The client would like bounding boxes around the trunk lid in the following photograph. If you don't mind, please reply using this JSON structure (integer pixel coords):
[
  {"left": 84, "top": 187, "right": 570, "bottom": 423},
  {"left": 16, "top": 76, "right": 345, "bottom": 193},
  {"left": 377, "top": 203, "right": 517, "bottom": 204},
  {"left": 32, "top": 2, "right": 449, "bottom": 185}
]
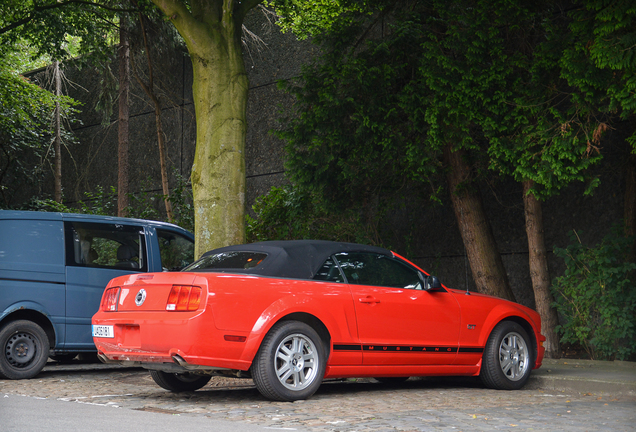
[{"left": 112, "top": 272, "right": 198, "bottom": 312}]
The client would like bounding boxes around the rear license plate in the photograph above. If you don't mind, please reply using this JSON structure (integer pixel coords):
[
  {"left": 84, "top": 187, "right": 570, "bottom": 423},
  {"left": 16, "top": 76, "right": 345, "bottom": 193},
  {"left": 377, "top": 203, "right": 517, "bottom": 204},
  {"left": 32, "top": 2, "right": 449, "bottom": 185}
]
[{"left": 92, "top": 325, "right": 114, "bottom": 338}]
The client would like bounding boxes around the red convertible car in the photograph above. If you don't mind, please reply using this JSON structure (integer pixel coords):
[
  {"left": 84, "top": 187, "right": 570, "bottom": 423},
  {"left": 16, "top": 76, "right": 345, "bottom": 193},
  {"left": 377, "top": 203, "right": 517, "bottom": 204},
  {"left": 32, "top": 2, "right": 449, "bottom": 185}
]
[{"left": 92, "top": 240, "right": 545, "bottom": 401}]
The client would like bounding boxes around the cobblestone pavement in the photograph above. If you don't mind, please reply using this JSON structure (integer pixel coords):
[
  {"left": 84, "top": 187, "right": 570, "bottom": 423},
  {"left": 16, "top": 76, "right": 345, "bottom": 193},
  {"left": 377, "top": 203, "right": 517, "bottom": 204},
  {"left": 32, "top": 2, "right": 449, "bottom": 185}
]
[{"left": 2, "top": 363, "right": 635, "bottom": 431}]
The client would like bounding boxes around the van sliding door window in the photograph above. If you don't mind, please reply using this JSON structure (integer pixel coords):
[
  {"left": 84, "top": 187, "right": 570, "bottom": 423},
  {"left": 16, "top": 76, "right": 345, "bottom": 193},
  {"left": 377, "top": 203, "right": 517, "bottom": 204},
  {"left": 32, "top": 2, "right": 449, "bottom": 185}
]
[{"left": 64, "top": 222, "right": 147, "bottom": 271}]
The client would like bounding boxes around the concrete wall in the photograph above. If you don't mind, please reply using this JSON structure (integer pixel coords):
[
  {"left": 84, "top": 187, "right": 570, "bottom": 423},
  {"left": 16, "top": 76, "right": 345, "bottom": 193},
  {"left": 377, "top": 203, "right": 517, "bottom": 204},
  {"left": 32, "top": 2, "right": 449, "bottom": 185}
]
[{"left": 25, "top": 8, "right": 315, "bottom": 208}]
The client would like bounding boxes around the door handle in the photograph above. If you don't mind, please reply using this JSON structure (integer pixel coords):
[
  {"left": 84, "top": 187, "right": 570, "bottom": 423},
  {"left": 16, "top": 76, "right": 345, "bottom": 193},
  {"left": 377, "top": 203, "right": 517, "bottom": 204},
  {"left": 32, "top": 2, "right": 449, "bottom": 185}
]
[{"left": 359, "top": 296, "right": 380, "bottom": 304}]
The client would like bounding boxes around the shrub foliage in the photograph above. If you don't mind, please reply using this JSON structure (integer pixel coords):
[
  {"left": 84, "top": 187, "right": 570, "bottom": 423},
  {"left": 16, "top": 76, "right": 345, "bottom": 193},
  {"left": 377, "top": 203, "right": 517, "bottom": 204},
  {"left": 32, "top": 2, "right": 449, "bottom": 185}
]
[{"left": 552, "top": 228, "right": 636, "bottom": 360}]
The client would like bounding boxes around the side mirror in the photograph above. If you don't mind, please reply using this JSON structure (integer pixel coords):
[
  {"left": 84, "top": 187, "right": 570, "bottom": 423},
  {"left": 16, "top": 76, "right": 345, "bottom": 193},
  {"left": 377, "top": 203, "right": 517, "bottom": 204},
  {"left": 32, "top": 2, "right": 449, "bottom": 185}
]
[{"left": 421, "top": 274, "right": 443, "bottom": 291}]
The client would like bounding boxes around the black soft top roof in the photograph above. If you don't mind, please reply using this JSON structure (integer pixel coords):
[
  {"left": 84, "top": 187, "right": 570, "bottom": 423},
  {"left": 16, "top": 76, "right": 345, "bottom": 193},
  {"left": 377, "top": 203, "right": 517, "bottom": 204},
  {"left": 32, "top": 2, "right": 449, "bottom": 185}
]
[{"left": 197, "top": 240, "right": 393, "bottom": 279}]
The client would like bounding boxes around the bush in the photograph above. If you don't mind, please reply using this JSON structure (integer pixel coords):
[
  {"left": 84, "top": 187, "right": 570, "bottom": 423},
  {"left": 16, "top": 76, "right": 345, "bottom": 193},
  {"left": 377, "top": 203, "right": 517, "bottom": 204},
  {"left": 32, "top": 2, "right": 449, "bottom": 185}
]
[
  {"left": 246, "top": 185, "right": 381, "bottom": 245},
  {"left": 23, "top": 170, "right": 194, "bottom": 233},
  {"left": 551, "top": 227, "right": 636, "bottom": 360},
  {"left": 27, "top": 185, "right": 117, "bottom": 216},
  {"left": 124, "top": 171, "right": 194, "bottom": 232}
]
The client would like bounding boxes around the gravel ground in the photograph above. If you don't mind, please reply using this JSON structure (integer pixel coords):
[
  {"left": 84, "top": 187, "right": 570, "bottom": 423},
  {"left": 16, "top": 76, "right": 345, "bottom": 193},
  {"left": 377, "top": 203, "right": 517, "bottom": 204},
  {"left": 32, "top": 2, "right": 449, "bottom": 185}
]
[{"left": 1, "top": 362, "right": 635, "bottom": 431}]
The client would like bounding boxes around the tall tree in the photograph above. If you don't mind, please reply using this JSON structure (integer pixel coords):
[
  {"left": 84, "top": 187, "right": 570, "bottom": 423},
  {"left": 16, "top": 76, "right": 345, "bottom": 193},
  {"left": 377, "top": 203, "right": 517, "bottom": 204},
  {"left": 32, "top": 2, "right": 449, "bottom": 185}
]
[
  {"left": 52, "top": 60, "right": 63, "bottom": 202},
  {"left": 130, "top": 10, "right": 174, "bottom": 220},
  {"left": 561, "top": 0, "right": 636, "bottom": 243},
  {"left": 522, "top": 180, "right": 559, "bottom": 357},
  {"left": 274, "top": 1, "right": 622, "bottom": 353},
  {"left": 0, "top": 67, "right": 75, "bottom": 207},
  {"left": 277, "top": 1, "right": 521, "bottom": 300},
  {"left": 412, "top": 1, "right": 534, "bottom": 302},
  {"left": 0, "top": 1, "right": 124, "bottom": 63},
  {"left": 118, "top": 13, "right": 131, "bottom": 217},
  {"left": 149, "top": 0, "right": 267, "bottom": 257},
  {"left": 485, "top": 1, "right": 636, "bottom": 357},
  {"left": 1, "top": 1, "right": 186, "bottom": 219},
  {"left": 443, "top": 144, "right": 513, "bottom": 301},
  {"left": 0, "top": 25, "right": 81, "bottom": 207},
  {"left": 0, "top": 0, "right": 130, "bottom": 207},
  {"left": 3, "top": 0, "right": 312, "bottom": 255}
]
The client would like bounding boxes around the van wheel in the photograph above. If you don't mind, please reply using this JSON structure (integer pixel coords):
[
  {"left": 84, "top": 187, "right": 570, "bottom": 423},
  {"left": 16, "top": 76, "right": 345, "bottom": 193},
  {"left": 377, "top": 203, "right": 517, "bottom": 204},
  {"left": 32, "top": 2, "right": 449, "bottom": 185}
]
[{"left": 0, "top": 320, "right": 50, "bottom": 380}]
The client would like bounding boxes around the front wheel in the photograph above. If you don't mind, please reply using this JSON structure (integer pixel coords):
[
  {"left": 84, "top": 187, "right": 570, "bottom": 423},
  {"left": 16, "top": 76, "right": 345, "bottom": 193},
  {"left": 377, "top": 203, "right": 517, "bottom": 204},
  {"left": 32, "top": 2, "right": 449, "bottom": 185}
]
[
  {"left": 149, "top": 371, "right": 211, "bottom": 392},
  {"left": 251, "top": 321, "right": 326, "bottom": 401},
  {"left": 480, "top": 321, "right": 534, "bottom": 390},
  {"left": 0, "top": 320, "right": 50, "bottom": 380}
]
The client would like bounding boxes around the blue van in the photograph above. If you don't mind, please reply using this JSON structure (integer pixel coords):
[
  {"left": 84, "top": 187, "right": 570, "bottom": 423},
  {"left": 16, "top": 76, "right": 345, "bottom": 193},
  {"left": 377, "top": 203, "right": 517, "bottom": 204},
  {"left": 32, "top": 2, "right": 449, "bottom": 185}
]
[{"left": 0, "top": 210, "right": 194, "bottom": 379}]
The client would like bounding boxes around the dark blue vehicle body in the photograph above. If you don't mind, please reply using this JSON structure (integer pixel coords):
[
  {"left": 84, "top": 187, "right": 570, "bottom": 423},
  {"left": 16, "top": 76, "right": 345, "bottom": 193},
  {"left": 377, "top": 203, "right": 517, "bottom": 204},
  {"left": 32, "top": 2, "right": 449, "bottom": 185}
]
[{"left": 0, "top": 210, "right": 194, "bottom": 378}]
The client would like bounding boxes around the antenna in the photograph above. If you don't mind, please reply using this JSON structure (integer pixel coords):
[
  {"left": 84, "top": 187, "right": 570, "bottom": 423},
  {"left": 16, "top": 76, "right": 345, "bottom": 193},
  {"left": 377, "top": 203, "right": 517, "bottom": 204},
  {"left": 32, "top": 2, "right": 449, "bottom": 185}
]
[{"left": 464, "top": 253, "right": 470, "bottom": 295}]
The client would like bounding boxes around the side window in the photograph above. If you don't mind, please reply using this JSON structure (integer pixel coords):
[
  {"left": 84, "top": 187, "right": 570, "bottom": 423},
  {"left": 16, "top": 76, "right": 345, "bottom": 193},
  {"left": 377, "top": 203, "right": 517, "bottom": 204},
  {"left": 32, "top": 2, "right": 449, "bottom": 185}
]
[
  {"left": 334, "top": 252, "right": 422, "bottom": 289},
  {"left": 157, "top": 229, "right": 194, "bottom": 271},
  {"left": 313, "top": 257, "right": 344, "bottom": 282},
  {"left": 64, "top": 222, "right": 147, "bottom": 271}
]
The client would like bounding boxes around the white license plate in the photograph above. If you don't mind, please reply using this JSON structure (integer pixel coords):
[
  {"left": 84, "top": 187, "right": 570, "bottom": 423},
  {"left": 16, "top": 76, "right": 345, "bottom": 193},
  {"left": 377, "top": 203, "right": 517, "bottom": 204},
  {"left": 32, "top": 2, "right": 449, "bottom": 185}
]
[{"left": 92, "top": 325, "right": 114, "bottom": 338}]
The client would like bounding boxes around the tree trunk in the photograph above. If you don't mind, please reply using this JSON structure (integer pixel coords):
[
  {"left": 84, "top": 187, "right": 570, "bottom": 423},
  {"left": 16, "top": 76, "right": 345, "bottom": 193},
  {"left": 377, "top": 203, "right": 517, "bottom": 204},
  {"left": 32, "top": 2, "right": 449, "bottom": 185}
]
[
  {"left": 522, "top": 179, "right": 560, "bottom": 358},
  {"left": 53, "top": 61, "right": 62, "bottom": 203},
  {"left": 151, "top": 0, "right": 254, "bottom": 258},
  {"left": 443, "top": 142, "right": 515, "bottom": 301},
  {"left": 133, "top": 12, "right": 173, "bottom": 221},
  {"left": 189, "top": 36, "right": 247, "bottom": 257},
  {"left": 152, "top": 99, "right": 173, "bottom": 221},
  {"left": 117, "top": 17, "right": 130, "bottom": 217}
]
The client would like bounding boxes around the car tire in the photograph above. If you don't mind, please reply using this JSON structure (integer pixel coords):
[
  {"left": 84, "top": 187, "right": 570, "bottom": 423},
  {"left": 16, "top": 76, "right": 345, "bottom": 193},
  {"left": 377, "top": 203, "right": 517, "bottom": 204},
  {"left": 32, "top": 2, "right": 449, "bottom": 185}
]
[
  {"left": 149, "top": 371, "right": 211, "bottom": 392},
  {"left": 374, "top": 377, "right": 410, "bottom": 385},
  {"left": 0, "top": 320, "right": 50, "bottom": 380},
  {"left": 480, "top": 320, "right": 534, "bottom": 390},
  {"left": 251, "top": 321, "right": 326, "bottom": 401}
]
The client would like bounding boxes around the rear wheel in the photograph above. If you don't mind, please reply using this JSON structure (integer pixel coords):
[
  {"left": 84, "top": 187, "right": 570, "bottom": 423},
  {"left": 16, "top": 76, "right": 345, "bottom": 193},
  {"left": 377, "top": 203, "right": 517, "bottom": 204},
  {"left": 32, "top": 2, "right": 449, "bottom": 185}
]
[
  {"left": 480, "top": 321, "right": 533, "bottom": 390},
  {"left": 149, "top": 371, "right": 211, "bottom": 392},
  {"left": 0, "top": 320, "right": 50, "bottom": 380},
  {"left": 251, "top": 321, "right": 326, "bottom": 401}
]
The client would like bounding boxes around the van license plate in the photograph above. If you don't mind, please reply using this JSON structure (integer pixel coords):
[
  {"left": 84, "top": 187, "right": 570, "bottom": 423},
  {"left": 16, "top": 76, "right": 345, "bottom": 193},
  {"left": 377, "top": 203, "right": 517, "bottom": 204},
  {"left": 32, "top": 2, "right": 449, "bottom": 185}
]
[{"left": 92, "top": 325, "right": 114, "bottom": 338}]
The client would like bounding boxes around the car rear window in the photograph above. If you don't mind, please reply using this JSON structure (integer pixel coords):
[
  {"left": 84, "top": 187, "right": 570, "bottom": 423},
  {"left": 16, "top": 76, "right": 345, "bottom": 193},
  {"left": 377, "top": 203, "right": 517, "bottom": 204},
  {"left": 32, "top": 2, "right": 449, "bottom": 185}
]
[{"left": 184, "top": 251, "right": 268, "bottom": 271}]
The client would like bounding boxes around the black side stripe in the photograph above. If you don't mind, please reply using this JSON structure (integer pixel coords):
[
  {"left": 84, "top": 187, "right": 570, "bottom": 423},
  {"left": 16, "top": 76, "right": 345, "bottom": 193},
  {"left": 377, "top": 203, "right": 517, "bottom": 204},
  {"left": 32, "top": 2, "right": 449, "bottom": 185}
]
[
  {"left": 458, "top": 347, "right": 484, "bottom": 353},
  {"left": 333, "top": 344, "right": 362, "bottom": 351},
  {"left": 333, "top": 344, "right": 484, "bottom": 353}
]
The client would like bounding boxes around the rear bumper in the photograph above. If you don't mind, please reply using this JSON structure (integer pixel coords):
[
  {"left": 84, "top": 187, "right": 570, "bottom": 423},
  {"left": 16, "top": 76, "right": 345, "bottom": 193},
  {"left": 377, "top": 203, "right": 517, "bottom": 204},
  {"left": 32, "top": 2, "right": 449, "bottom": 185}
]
[
  {"left": 95, "top": 339, "right": 252, "bottom": 371},
  {"left": 92, "top": 310, "right": 253, "bottom": 371}
]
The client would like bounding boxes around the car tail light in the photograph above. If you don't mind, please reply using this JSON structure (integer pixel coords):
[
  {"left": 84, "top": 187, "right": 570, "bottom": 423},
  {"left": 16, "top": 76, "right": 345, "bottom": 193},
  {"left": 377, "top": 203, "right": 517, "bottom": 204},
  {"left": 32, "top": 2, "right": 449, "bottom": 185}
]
[
  {"left": 101, "top": 287, "right": 121, "bottom": 311},
  {"left": 166, "top": 285, "right": 202, "bottom": 311}
]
